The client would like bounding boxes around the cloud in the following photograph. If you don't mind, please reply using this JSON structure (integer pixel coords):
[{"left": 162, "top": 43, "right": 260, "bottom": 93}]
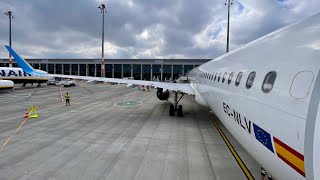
[{"left": 0, "top": 0, "right": 319, "bottom": 59}]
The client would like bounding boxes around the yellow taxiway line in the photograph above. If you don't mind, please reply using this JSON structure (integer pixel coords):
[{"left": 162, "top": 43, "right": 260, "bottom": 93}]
[
  {"left": 0, "top": 117, "right": 29, "bottom": 150},
  {"left": 207, "top": 110, "right": 255, "bottom": 180}
]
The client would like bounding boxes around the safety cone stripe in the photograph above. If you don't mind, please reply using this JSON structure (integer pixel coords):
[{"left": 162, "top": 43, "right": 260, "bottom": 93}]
[
  {"left": 24, "top": 110, "right": 29, "bottom": 118},
  {"left": 59, "top": 87, "right": 64, "bottom": 102}
]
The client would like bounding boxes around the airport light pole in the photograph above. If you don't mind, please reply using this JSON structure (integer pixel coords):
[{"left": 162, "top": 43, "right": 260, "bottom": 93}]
[
  {"left": 98, "top": 3, "right": 107, "bottom": 77},
  {"left": 225, "top": 0, "right": 233, "bottom": 53},
  {"left": 4, "top": 10, "right": 13, "bottom": 67}
]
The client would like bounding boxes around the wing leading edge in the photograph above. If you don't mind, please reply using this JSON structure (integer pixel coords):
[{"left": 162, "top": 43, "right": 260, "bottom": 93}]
[{"left": 5, "top": 45, "right": 195, "bottom": 95}]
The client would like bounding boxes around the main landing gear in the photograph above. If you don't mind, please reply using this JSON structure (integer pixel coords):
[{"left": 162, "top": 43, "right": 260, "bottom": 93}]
[{"left": 169, "top": 91, "right": 185, "bottom": 117}]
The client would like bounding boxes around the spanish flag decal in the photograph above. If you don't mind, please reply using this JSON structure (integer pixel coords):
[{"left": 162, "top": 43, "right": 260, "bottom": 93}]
[{"left": 273, "top": 137, "right": 305, "bottom": 177}]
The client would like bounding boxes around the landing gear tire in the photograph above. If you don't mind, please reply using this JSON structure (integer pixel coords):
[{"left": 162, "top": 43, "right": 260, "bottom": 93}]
[
  {"left": 169, "top": 104, "right": 175, "bottom": 116},
  {"left": 177, "top": 105, "right": 183, "bottom": 117}
]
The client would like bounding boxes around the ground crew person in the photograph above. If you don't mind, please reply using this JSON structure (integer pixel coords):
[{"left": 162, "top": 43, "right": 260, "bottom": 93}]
[{"left": 64, "top": 92, "right": 71, "bottom": 106}]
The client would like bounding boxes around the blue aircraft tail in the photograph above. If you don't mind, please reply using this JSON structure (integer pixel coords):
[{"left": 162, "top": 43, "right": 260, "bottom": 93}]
[{"left": 5, "top": 45, "right": 45, "bottom": 75}]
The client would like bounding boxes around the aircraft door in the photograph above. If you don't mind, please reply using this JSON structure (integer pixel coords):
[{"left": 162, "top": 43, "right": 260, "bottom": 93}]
[
  {"left": 305, "top": 70, "right": 320, "bottom": 180},
  {"left": 313, "top": 107, "right": 320, "bottom": 179}
]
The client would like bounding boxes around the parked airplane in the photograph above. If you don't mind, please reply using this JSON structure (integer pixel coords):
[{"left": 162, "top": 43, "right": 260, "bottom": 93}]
[
  {"left": 5, "top": 11, "right": 320, "bottom": 180},
  {"left": 0, "top": 67, "right": 48, "bottom": 87}
]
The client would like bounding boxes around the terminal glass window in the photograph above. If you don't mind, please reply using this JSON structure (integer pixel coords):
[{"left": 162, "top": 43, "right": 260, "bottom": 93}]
[
  {"left": 105, "top": 64, "right": 113, "bottom": 78},
  {"left": 79, "top": 64, "right": 86, "bottom": 76},
  {"left": 246, "top": 71, "right": 256, "bottom": 89},
  {"left": 12, "top": 63, "right": 18, "bottom": 67},
  {"left": 123, "top": 64, "right": 131, "bottom": 78},
  {"left": 173, "top": 65, "right": 182, "bottom": 81},
  {"left": 184, "top": 65, "right": 193, "bottom": 75},
  {"left": 152, "top": 64, "right": 161, "bottom": 81},
  {"left": 0, "top": 63, "right": 4, "bottom": 67},
  {"left": 163, "top": 65, "right": 172, "bottom": 81},
  {"left": 40, "top": 64, "right": 47, "bottom": 71},
  {"left": 88, "top": 64, "right": 95, "bottom": 77},
  {"left": 48, "top": 64, "right": 55, "bottom": 74},
  {"left": 133, "top": 64, "right": 141, "bottom": 80},
  {"left": 142, "top": 64, "right": 151, "bottom": 80},
  {"left": 222, "top": 72, "right": 227, "bottom": 83},
  {"left": 262, "top": 71, "right": 276, "bottom": 93},
  {"left": 235, "top": 72, "right": 243, "bottom": 86},
  {"left": 228, "top": 72, "right": 234, "bottom": 84},
  {"left": 114, "top": 64, "right": 122, "bottom": 78},
  {"left": 96, "top": 64, "right": 101, "bottom": 77},
  {"left": 71, "top": 64, "right": 78, "bottom": 75},
  {"left": 33, "top": 63, "right": 40, "bottom": 69},
  {"left": 55, "top": 64, "right": 62, "bottom": 74},
  {"left": 63, "top": 64, "right": 70, "bottom": 75}
]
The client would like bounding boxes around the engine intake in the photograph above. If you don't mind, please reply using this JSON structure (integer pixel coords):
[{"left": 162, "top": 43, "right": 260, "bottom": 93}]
[{"left": 157, "top": 88, "right": 170, "bottom": 100}]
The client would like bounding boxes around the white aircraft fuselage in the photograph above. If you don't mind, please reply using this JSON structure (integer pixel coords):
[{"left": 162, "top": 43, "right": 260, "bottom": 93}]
[
  {"left": 0, "top": 67, "right": 48, "bottom": 86},
  {"left": 188, "top": 12, "right": 320, "bottom": 180}
]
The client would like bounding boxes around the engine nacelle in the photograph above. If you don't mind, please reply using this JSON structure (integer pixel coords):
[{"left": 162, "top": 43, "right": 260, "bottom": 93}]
[{"left": 157, "top": 88, "right": 170, "bottom": 100}]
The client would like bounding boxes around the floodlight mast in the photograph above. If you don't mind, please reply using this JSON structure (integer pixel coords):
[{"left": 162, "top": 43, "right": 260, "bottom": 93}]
[
  {"left": 225, "top": 0, "right": 233, "bottom": 53},
  {"left": 98, "top": 3, "right": 107, "bottom": 77},
  {"left": 4, "top": 10, "right": 14, "bottom": 67}
]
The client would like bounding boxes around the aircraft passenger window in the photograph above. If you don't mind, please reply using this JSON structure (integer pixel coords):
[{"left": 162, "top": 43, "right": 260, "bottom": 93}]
[
  {"left": 222, "top": 72, "right": 227, "bottom": 83},
  {"left": 211, "top": 74, "right": 214, "bottom": 80},
  {"left": 246, "top": 71, "right": 256, "bottom": 89},
  {"left": 218, "top": 72, "right": 222, "bottom": 82},
  {"left": 262, "top": 71, "right": 276, "bottom": 93},
  {"left": 235, "top": 72, "right": 243, "bottom": 86},
  {"left": 214, "top": 73, "right": 217, "bottom": 81},
  {"left": 228, "top": 72, "right": 234, "bottom": 84}
]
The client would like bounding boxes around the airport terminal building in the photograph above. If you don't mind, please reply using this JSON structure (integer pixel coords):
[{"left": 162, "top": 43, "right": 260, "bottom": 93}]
[{"left": 0, "top": 58, "right": 210, "bottom": 81}]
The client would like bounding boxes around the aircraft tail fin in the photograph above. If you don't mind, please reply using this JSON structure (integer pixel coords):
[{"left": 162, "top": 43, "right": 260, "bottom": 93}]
[{"left": 4, "top": 45, "right": 45, "bottom": 75}]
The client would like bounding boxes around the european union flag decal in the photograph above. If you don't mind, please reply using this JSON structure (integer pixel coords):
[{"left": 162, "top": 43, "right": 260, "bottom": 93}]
[{"left": 253, "top": 123, "right": 274, "bottom": 153}]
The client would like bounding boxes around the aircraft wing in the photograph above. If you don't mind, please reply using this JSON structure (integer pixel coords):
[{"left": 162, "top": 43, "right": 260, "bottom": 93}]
[
  {"left": 47, "top": 74, "right": 194, "bottom": 94},
  {"left": 5, "top": 45, "right": 195, "bottom": 95}
]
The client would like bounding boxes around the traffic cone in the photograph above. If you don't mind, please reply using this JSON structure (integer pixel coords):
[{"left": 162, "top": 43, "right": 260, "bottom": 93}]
[
  {"left": 29, "top": 106, "right": 39, "bottom": 118},
  {"left": 24, "top": 110, "right": 29, "bottom": 119}
]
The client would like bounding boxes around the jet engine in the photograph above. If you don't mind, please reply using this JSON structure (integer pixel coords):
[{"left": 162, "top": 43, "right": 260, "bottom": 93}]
[{"left": 157, "top": 88, "right": 170, "bottom": 100}]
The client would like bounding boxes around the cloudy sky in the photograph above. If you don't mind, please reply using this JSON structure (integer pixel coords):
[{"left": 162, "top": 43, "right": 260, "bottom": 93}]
[{"left": 0, "top": 0, "right": 319, "bottom": 59}]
